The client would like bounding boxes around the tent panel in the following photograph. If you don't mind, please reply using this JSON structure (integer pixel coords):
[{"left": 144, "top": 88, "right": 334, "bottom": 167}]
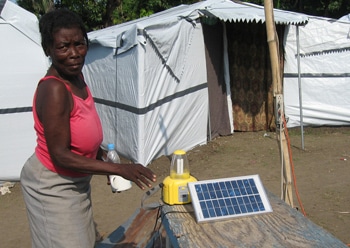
[
  {"left": 284, "top": 78, "right": 350, "bottom": 127},
  {"left": 143, "top": 90, "right": 208, "bottom": 164},
  {"left": 0, "top": 0, "right": 41, "bottom": 45},
  {"left": 284, "top": 16, "right": 350, "bottom": 128},
  {"left": 0, "top": 1, "right": 48, "bottom": 183},
  {"left": 0, "top": 112, "right": 36, "bottom": 181},
  {"left": 84, "top": 18, "right": 208, "bottom": 166},
  {"left": 294, "top": 17, "right": 350, "bottom": 56},
  {"left": 84, "top": 44, "right": 119, "bottom": 100},
  {"left": 84, "top": 42, "right": 142, "bottom": 161},
  {"left": 0, "top": 24, "right": 47, "bottom": 108},
  {"left": 199, "top": 0, "right": 308, "bottom": 25},
  {"left": 203, "top": 21, "right": 231, "bottom": 138},
  {"left": 142, "top": 22, "right": 208, "bottom": 164}
]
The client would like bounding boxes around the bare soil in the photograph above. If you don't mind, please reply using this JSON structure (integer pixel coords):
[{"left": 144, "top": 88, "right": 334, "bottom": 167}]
[{"left": 1, "top": 126, "right": 349, "bottom": 247}]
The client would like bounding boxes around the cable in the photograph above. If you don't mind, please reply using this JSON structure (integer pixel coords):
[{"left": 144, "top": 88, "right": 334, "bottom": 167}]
[
  {"left": 282, "top": 115, "right": 307, "bottom": 216},
  {"left": 151, "top": 206, "right": 163, "bottom": 248}
]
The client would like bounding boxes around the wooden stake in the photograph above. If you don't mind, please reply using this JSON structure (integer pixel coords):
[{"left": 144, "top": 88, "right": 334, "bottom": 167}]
[{"left": 264, "top": 0, "right": 293, "bottom": 207}]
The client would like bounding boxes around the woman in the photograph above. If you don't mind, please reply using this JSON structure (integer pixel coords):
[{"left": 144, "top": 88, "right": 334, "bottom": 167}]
[{"left": 20, "top": 9, "right": 156, "bottom": 248}]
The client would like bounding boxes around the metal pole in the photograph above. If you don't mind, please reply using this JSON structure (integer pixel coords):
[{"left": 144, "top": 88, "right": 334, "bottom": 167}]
[{"left": 296, "top": 25, "right": 305, "bottom": 150}]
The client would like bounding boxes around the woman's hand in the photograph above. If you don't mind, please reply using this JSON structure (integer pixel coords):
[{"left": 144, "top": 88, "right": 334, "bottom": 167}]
[{"left": 115, "top": 163, "right": 156, "bottom": 190}]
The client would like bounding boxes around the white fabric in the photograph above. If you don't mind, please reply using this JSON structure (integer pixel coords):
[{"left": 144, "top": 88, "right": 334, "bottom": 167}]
[
  {"left": 84, "top": 17, "right": 208, "bottom": 166},
  {"left": 0, "top": 0, "right": 49, "bottom": 183},
  {"left": 284, "top": 16, "right": 350, "bottom": 127},
  {"left": 199, "top": 0, "right": 308, "bottom": 25},
  {"left": 339, "top": 14, "right": 350, "bottom": 22},
  {"left": 0, "top": 0, "right": 41, "bottom": 45}
]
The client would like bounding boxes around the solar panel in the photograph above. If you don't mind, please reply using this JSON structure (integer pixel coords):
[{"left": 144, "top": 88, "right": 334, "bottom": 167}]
[{"left": 188, "top": 175, "right": 273, "bottom": 223}]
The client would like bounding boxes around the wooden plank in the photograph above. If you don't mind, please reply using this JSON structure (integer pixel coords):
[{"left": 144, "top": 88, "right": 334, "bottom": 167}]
[
  {"left": 161, "top": 191, "right": 347, "bottom": 247},
  {"left": 96, "top": 208, "right": 165, "bottom": 248}
]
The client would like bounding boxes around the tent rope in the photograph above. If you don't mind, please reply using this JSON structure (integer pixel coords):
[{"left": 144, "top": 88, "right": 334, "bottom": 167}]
[{"left": 283, "top": 115, "right": 306, "bottom": 216}]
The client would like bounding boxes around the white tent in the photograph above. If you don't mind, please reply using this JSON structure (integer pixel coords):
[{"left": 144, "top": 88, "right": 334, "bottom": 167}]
[
  {"left": 0, "top": 0, "right": 49, "bottom": 184},
  {"left": 83, "top": 4, "right": 209, "bottom": 166},
  {"left": 83, "top": 0, "right": 308, "bottom": 166},
  {"left": 284, "top": 15, "right": 350, "bottom": 128}
]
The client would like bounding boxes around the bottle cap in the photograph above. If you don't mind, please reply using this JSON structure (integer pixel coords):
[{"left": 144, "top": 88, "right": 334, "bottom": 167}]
[
  {"left": 107, "top": 143, "right": 115, "bottom": 150},
  {"left": 174, "top": 149, "right": 186, "bottom": 155}
]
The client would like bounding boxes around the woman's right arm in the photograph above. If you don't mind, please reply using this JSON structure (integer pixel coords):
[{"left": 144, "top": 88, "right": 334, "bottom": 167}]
[{"left": 35, "top": 78, "right": 156, "bottom": 189}]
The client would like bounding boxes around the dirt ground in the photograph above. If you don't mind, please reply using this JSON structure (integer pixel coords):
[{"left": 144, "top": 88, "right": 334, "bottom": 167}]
[{"left": 0, "top": 126, "right": 349, "bottom": 247}]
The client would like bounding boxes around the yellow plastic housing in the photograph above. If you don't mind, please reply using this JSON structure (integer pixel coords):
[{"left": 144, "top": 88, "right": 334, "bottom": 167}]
[{"left": 162, "top": 175, "right": 197, "bottom": 205}]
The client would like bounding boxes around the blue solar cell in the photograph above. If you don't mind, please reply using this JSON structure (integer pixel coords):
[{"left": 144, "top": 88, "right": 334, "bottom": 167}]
[
  {"left": 188, "top": 175, "right": 273, "bottom": 223},
  {"left": 246, "top": 203, "right": 253, "bottom": 213},
  {"left": 213, "top": 182, "right": 220, "bottom": 190},
  {"left": 233, "top": 205, "right": 241, "bottom": 214},
  {"left": 252, "top": 185, "right": 258, "bottom": 194},
  {"left": 222, "top": 188, "right": 229, "bottom": 197},
  {"left": 203, "top": 209, "right": 209, "bottom": 218},
  {"left": 228, "top": 206, "right": 234, "bottom": 215},
  {"left": 219, "top": 181, "right": 226, "bottom": 189},
  {"left": 216, "top": 190, "right": 223, "bottom": 198},
  {"left": 207, "top": 200, "right": 213, "bottom": 209},
  {"left": 246, "top": 186, "right": 253, "bottom": 195},
  {"left": 209, "top": 206, "right": 215, "bottom": 217},
  {"left": 214, "top": 207, "right": 222, "bottom": 216}
]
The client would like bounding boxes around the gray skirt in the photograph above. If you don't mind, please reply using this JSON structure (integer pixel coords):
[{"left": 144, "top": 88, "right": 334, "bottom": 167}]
[{"left": 20, "top": 153, "right": 96, "bottom": 248}]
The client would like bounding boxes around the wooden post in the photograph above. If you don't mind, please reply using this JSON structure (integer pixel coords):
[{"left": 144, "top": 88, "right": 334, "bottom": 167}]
[{"left": 263, "top": 0, "right": 293, "bottom": 206}]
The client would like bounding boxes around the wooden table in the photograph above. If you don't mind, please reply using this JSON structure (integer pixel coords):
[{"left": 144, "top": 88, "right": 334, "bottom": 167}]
[
  {"left": 160, "top": 191, "right": 347, "bottom": 247},
  {"left": 97, "top": 191, "right": 347, "bottom": 247}
]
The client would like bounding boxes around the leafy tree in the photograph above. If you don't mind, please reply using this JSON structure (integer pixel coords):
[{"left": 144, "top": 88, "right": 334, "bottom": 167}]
[
  {"left": 17, "top": 0, "right": 55, "bottom": 16},
  {"left": 56, "top": 0, "right": 109, "bottom": 30},
  {"left": 17, "top": 0, "right": 199, "bottom": 31},
  {"left": 17, "top": 0, "right": 350, "bottom": 31},
  {"left": 113, "top": 0, "right": 199, "bottom": 25}
]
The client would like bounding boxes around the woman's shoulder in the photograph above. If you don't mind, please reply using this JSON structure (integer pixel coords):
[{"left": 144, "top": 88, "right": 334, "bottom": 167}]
[
  {"left": 35, "top": 77, "right": 73, "bottom": 107},
  {"left": 38, "top": 75, "right": 72, "bottom": 92}
]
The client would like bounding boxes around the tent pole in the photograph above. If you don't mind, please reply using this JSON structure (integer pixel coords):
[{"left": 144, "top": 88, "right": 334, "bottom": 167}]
[
  {"left": 222, "top": 22, "right": 234, "bottom": 134},
  {"left": 208, "top": 90, "right": 212, "bottom": 141},
  {"left": 296, "top": 25, "right": 305, "bottom": 150}
]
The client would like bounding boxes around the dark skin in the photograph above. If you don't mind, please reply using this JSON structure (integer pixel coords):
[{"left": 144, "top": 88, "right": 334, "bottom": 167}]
[{"left": 36, "top": 27, "right": 156, "bottom": 189}]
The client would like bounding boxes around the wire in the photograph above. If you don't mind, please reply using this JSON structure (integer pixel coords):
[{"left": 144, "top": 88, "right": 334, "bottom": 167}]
[
  {"left": 151, "top": 206, "right": 163, "bottom": 248},
  {"left": 282, "top": 115, "right": 307, "bottom": 216}
]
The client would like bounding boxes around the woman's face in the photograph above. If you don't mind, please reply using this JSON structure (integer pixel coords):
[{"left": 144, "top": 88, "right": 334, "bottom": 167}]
[{"left": 48, "top": 27, "right": 88, "bottom": 78}]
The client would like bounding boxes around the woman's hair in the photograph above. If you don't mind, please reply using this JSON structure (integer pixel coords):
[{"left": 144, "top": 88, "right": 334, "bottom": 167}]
[{"left": 39, "top": 9, "right": 88, "bottom": 56}]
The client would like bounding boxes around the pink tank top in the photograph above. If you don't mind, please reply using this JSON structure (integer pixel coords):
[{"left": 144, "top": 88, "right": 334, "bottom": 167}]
[{"left": 33, "top": 76, "right": 103, "bottom": 177}]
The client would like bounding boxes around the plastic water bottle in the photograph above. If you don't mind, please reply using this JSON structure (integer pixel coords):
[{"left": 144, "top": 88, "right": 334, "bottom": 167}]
[
  {"left": 107, "top": 143, "right": 120, "bottom": 164},
  {"left": 106, "top": 143, "right": 132, "bottom": 193}
]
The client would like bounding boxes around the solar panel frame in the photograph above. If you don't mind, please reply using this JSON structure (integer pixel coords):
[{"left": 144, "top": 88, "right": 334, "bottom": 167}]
[{"left": 188, "top": 174, "right": 273, "bottom": 223}]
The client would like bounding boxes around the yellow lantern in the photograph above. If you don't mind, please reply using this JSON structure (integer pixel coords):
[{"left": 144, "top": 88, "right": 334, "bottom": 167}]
[{"left": 162, "top": 150, "right": 197, "bottom": 205}]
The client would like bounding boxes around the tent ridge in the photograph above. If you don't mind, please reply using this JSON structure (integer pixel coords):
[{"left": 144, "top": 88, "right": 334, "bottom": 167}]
[{"left": 143, "top": 29, "right": 180, "bottom": 82}]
